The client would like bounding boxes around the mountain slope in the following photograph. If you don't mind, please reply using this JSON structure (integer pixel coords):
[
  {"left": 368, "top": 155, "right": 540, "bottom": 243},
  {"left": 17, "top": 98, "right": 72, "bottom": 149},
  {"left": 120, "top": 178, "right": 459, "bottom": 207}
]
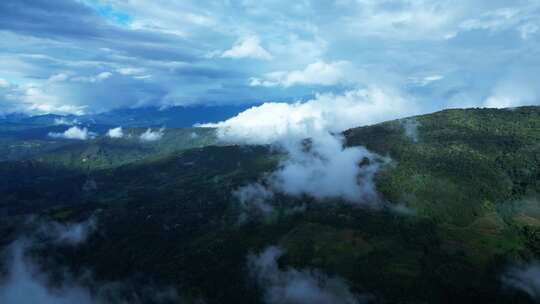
[{"left": 1, "top": 106, "right": 540, "bottom": 303}]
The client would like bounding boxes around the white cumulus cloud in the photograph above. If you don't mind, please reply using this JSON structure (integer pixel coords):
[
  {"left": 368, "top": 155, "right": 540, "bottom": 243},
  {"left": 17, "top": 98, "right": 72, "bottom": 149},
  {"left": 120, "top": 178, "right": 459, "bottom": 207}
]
[
  {"left": 250, "top": 61, "right": 352, "bottom": 87},
  {"left": 269, "top": 134, "right": 384, "bottom": 203},
  {"left": 140, "top": 128, "right": 164, "bottom": 142},
  {"left": 222, "top": 36, "right": 273, "bottom": 60},
  {"left": 203, "top": 86, "right": 416, "bottom": 144},
  {"left": 202, "top": 86, "right": 411, "bottom": 203},
  {"left": 107, "top": 127, "right": 124, "bottom": 138},
  {"left": 48, "top": 126, "right": 94, "bottom": 140}
]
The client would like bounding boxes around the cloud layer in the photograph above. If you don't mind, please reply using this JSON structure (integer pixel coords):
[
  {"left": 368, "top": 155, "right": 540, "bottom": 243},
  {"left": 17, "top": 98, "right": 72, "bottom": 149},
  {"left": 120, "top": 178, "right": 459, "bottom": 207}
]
[{"left": 1, "top": 1, "right": 539, "bottom": 116}]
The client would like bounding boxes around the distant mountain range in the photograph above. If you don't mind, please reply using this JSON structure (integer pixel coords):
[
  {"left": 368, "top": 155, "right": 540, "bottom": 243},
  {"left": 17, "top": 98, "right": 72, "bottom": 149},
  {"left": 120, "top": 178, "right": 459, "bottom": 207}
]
[{"left": 0, "top": 104, "right": 253, "bottom": 128}]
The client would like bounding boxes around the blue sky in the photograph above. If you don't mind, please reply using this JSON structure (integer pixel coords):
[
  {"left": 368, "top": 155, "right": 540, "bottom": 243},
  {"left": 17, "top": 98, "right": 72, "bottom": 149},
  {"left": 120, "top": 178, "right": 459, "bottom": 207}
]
[{"left": 0, "top": 0, "right": 539, "bottom": 117}]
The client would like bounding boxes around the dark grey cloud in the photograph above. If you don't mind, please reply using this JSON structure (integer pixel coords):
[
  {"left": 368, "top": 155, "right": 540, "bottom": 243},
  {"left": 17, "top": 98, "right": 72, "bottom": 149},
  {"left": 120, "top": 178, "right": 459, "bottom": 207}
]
[{"left": 0, "top": 0, "right": 104, "bottom": 39}]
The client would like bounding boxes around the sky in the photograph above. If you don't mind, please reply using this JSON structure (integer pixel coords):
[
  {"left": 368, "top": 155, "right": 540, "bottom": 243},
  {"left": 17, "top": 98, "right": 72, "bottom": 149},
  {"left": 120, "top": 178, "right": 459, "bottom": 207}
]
[{"left": 0, "top": 0, "right": 539, "bottom": 116}]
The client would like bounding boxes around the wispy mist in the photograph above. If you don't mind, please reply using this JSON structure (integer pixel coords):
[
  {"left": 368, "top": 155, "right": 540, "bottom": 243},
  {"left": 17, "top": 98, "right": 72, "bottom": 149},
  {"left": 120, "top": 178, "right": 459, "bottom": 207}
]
[
  {"left": 0, "top": 218, "right": 181, "bottom": 304},
  {"left": 248, "top": 246, "right": 373, "bottom": 304},
  {"left": 401, "top": 118, "right": 420, "bottom": 143},
  {"left": 503, "top": 262, "right": 540, "bottom": 301},
  {"left": 0, "top": 240, "right": 94, "bottom": 304},
  {"left": 37, "top": 219, "right": 97, "bottom": 245}
]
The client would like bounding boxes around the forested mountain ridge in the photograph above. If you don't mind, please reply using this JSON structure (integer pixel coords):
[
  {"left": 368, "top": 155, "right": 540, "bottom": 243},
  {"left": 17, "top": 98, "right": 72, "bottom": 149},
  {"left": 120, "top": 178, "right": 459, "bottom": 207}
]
[{"left": 1, "top": 106, "right": 540, "bottom": 303}]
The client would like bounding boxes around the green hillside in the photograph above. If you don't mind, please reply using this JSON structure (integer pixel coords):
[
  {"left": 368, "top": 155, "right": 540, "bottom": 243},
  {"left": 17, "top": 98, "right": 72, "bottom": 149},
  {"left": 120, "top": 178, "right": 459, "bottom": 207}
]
[
  {"left": 0, "top": 127, "right": 217, "bottom": 168},
  {"left": 1, "top": 107, "right": 540, "bottom": 303}
]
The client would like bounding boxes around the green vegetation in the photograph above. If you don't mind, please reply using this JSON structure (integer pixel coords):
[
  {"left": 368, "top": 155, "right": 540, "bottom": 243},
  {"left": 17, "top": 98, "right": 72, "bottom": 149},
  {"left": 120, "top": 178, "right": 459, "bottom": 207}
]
[
  {"left": 1, "top": 107, "right": 540, "bottom": 303},
  {"left": 0, "top": 127, "right": 217, "bottom": 167}
]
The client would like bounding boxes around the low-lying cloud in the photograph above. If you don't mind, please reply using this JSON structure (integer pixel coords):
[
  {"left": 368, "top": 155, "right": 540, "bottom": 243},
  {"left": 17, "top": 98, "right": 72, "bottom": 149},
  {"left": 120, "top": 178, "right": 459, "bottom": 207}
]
[
  {"left": 202, "top": 86, "right": 417, "bottom": 144},
  {"left": 0, "top": 240, "right": 95, "bottom": 304},
  {"left": 401, "top": 118, "right": 421, "bottom": 143},
  {"left": 37, "top": 219, "right": 97, "bottom": 245},
  {"left": 248, "top": 246, "right": 372, "bottom": 304},
  {"left": 0, "top": 219, "right": 98, "bottom": 304},
  {"left": 503, "top": 262, "right": 540, "bottom": 300},
  {"left": 48, "top": 126, "right": 95, "bottom": 140},
  {"left": 269, "top": 134, "right": 385, "bottom": 203},
  {"left": 140, "top": 128, "right": 164, "bottom": 142},
  {"left": 202, "top": 87, "right": 405, "bottom": 206},
  {"left": 234, "top": 183, "right": 276, "bottom": 216},
  {"left": 0, "top": 218, "right": 180, "bottom": 304},
  {"left": 106, "top": 127, "right": 124, "bottom": 139}
]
